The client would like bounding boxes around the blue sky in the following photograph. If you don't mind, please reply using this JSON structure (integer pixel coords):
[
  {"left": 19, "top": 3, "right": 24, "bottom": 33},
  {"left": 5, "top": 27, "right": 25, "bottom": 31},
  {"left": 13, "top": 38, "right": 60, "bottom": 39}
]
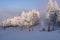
[
  {"left": 0, "top": 0, "right": 48, "bottom": 10},
  {"left": 0, "top": 0, "right": 60, "bottom": 10}
]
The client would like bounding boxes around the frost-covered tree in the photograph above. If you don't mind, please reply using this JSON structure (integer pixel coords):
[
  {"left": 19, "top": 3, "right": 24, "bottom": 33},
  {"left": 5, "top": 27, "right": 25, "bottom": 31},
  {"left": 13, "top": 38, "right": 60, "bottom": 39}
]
[
  {"left": 46, "top": 0, "right": 59, "bottom": 31},
  {"left": 1, "top": 10, "right": 40, "bottom": 31}
]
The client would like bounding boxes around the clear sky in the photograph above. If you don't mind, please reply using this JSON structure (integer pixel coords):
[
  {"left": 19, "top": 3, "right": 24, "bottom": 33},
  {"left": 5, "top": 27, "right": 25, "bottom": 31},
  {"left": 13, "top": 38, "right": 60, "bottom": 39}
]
[
  {"left": 0, "top": 0, "right": 60, "bottom": 10},
  {"left": 0, "top": 0, "right": 46, "bottom": 9}
]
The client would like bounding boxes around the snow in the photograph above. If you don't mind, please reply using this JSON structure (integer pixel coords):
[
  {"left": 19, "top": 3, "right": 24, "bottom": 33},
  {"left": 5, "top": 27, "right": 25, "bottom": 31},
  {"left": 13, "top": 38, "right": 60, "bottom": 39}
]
[{"left": 0, "top": 27, "right": 60, "bottom": 40}]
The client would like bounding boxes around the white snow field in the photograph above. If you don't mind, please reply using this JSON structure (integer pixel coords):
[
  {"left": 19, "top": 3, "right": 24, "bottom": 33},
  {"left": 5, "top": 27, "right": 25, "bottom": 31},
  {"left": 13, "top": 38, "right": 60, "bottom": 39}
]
[{"left": 0, "top": 27, "right": 60, "bottom": 40}]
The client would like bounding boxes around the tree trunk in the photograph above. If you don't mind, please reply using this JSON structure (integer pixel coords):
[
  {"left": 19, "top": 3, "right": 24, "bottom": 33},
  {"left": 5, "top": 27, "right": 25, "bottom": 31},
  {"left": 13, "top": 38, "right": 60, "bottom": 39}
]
[{"left": 48, "top": 22, "right": 50, "bottom": 31}]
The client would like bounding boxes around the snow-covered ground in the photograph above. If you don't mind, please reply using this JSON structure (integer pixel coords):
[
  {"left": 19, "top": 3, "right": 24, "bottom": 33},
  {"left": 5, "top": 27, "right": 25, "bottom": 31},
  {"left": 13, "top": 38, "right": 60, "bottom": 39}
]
[{"left": 0, "top": 27, "right": 60, "bottom": 40}]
